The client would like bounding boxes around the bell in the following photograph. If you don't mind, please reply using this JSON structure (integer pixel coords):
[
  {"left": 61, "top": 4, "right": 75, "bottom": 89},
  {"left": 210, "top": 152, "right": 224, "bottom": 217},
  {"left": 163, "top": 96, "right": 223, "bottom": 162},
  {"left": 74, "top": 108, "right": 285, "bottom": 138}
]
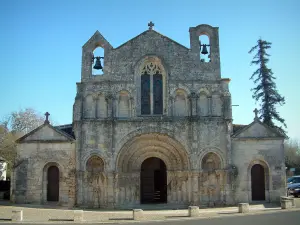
[
  {"left": 201, "top": 44, "right": 209, "bottom": 55},
  {"left": 93, "top": 57, "right": 103, "bottom": 70}
]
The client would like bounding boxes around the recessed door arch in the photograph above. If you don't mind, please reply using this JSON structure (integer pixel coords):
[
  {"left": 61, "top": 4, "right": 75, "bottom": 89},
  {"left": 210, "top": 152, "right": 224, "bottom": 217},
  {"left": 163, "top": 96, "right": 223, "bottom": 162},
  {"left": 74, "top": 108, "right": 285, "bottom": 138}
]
[
  {"left": 140, "top": 157, "right": 167, "bottom": 204},
  {"left": 251, "top": 164, "right": 265, "bottom": 201},
  {"left": 47, "top": 165, "right": 59, "bottom": 202}
]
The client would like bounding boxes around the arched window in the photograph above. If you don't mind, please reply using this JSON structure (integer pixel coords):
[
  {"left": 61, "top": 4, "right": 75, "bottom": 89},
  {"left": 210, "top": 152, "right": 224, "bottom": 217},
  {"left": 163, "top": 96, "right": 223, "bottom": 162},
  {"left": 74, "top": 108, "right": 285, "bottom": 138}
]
[{"left": 140, "top": 62, "right": 164, "bottom": 115}]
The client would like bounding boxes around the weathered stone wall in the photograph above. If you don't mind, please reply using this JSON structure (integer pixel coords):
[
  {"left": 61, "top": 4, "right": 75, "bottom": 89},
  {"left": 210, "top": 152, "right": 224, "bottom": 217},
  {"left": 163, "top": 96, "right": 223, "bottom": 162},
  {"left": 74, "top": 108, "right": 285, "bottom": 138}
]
[
  {"left": 73, "top": 24, "right": 234, "bottom": 208},
  {"left": 232, "top": 139, "right": 286, "bottom": 203},
  {"left": 12, "top": 23, "right": 285, "bottom": 209},
  {"left": 12, "top": 142, "right": 76, "bottom": 206}
]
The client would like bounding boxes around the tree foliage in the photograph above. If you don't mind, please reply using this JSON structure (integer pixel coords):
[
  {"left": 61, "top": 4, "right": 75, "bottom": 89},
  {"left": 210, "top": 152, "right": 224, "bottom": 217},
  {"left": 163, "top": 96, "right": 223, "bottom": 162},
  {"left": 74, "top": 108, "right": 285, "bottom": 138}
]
[
  {"left": 249, "top": 39, "right": 287, "bottom": 135},
  {"left": 0, "top": 108, "right": 46, "bottom": 179},
  {"left": 285, "top": 139, "right": 300, "bottom": 169},
  {"left": 5, "top": 108, "right": 44, "bottom": 134}
]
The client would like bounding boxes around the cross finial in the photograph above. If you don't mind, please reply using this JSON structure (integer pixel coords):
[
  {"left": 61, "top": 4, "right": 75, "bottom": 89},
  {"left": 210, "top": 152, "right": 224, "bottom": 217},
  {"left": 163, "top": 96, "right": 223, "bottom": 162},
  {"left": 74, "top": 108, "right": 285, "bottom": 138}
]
[
  {"left": 253, "top": 108, "right": 259, "bottom": 120},
  {"left": 44, "top": 112, "right": 50, "bottom": 124},
  {"left": 148, "top": 21, "right": 154, "bottom": 30}
]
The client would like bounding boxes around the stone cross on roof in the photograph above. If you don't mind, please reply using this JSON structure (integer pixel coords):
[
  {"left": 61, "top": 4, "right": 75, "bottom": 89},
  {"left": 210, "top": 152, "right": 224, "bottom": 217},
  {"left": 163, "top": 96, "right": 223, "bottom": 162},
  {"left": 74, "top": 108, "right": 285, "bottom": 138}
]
[
  {"left": 253, "top": 108, "right": 259, "bottom": 120},
  {"left": 148, "top": 21, "right": 154, "bottom": 30},
  {"left": 44, "top": 112, "right": 50, "bottom": 124}
]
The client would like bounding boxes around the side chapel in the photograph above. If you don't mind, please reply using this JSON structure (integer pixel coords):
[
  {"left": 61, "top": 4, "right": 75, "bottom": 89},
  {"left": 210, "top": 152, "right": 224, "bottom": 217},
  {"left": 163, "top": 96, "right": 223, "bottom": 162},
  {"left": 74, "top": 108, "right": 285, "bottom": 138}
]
[{"left": 12, "top": 23, "right": 286, "bottom": 208}]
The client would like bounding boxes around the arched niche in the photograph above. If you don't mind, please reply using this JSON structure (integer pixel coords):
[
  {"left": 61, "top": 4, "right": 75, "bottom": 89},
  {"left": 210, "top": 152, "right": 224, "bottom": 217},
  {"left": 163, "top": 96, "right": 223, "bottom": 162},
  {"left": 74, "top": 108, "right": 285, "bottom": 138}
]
[
  {"left": 117, "top": 90, "right": 130, "bottom": 118},
  {"left": 201, "top": 152, "right": 222, "bottom": 171},
  {"left": 86, "top": 155, "right": 105, "bottom": 173},
  {"left": 83, "top": 94, "right": 95, "bottom": 118},
  {"left": 96, "top": 94, "right": 107, "bottom": 118},
  {"left": 85, "top": 155, "right": 107, "bottom": 208},
  {"left": 174, "top": 89, "right": 188, "bottom": 116},
  {"left": 211, "top": 93, "right": 223, "bottom": 117},
  {"left": 198, "top": 90, "right": 209, "bottom": 116}
]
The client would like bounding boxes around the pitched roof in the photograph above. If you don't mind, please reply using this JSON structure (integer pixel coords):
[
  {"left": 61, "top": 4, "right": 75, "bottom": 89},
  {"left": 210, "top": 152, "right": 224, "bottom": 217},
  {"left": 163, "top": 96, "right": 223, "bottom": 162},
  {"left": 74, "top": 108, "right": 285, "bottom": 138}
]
[
  {"left": 16, "top": 123, "right": 75, "bottom": 143},
  {"left": 114, "top": 29, "right": 189, "bottom": 51},
  {"left": 232, "top": 124, "right": 247, "bottom": 135},
  {"left": 232, "top": 119, "right": 286, "bottom": 139},
  {"left": 54, "top": 124, "right": 75, "bottom": 139}
]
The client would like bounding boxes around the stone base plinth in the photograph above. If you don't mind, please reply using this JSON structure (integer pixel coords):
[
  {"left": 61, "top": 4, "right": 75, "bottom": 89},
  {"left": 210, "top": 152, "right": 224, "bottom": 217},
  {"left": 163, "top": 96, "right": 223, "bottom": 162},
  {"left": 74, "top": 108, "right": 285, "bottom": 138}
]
[
  {"left": 12, "top": 210, "right": 23, "bottom": 222},
  {"left": 238, "top": 203, "right": 249, "bottom": 213},
  {"left": 281, "top": 196, "right": 295, "bottom": 208},
  {"left": 74, "top": 210, "right": 83, "bottom": 222},
  {"left": 281, "top": 200, "right": 292, "bottom": 209},
  {"left": 133, "top": 209, "right": 144, "bottom": 220},
  {"left": 188, "top": 206, "right": 199, "bottom": 217}
]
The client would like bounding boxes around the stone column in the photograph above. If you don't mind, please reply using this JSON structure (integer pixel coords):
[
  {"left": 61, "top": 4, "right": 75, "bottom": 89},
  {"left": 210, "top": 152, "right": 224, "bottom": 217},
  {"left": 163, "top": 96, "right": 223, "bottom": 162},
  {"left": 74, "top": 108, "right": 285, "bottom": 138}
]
[
  {"left": 114, "top": 172, "right": 119, "bottom": 206},
  {"left": 106, "top": 172, "right": 115, "bottom": 208},
  {"left": 188, "top": 92, "right": 198, "bottom": 116},
  {"left": 129, "top": 97, "right": 134, "bottom": 117},
  {"left": 208, "top": 97, "right": 212, "bottom": 116},
  {"left": 169, "top": 96, "right": 174, "bottom": 116},
  {"left": 106, "top": 95, "right": 113, "bottom": 118},
  {"left": 191, "top": 172, "right": 199, "bottom": 205}
]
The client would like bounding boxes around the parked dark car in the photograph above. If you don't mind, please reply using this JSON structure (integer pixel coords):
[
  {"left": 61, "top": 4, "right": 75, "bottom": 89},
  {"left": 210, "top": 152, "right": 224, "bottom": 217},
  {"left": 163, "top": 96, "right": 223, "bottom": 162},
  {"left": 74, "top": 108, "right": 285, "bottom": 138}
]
[
  {"left": 287, "top": 175, "right": 300, "bottom": 197},
  {"left": 287, "top": 175, "right": 300, "bottom": 188},
  {"left": 288, "top": 184, "right": 300, "bottom": 197}
]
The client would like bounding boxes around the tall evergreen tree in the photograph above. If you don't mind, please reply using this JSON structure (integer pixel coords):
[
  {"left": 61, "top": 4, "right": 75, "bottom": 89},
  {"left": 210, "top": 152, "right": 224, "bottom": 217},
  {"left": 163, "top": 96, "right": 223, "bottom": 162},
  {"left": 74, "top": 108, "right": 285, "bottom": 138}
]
[{"left": 249, "top": 39, "right": 287, "bottom": 135}]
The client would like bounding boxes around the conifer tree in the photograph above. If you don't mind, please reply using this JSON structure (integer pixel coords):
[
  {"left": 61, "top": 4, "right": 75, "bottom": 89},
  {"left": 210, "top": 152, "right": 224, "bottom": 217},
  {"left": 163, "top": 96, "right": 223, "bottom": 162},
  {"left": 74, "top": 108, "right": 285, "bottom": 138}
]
[{"left": 249, "top": 39, "right": 287, "bottom": 135}]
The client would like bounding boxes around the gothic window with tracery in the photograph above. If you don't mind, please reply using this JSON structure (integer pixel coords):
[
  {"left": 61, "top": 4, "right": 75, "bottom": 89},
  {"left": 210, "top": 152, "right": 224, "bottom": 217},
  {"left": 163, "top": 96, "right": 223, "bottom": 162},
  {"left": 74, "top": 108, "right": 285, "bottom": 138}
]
[{"left": 140, "top": 62, "right": 164, "bottom": 115}]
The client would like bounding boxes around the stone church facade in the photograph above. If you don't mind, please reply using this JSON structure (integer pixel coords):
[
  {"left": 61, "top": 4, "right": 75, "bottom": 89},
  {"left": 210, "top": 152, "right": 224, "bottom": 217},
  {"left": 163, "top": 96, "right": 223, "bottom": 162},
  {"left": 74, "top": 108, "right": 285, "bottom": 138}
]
[{"left": 11, "top": 23, "right": 286, "bottom": 209}]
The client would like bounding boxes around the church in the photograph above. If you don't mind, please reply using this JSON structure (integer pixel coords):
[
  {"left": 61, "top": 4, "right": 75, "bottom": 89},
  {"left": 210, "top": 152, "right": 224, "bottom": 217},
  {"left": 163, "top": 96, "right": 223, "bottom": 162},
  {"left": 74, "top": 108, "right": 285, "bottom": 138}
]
[{"left": 11, "top": 23, "right": 286, "bottom": 209}]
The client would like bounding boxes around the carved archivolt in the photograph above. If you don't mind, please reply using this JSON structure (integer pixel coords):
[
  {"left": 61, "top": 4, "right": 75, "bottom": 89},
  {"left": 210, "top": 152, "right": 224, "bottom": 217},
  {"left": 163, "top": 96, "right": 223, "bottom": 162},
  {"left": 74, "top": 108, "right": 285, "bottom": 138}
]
[{"left": 116, "top": 133, "right": 190, "bottom": 172}]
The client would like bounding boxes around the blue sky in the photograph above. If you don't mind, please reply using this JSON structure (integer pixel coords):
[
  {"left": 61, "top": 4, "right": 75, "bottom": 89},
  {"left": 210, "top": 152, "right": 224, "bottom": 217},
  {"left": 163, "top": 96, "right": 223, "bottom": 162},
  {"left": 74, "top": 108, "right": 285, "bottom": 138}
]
[{"left": 0, "top": 0, "right": 299, "bottom": 139}]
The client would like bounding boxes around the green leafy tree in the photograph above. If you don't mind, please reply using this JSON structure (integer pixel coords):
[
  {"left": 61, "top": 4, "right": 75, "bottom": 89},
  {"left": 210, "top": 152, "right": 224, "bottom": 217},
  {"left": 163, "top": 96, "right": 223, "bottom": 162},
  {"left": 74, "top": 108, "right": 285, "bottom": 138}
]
[
  {"left": 0, "top": 108, "right": 49, "bottom": 179},
  {"left": 285, "top": 139, "right": 300, "bottom": 169},
  {"left": 249, "top": 39, "right": 287, "bottom": 135}
]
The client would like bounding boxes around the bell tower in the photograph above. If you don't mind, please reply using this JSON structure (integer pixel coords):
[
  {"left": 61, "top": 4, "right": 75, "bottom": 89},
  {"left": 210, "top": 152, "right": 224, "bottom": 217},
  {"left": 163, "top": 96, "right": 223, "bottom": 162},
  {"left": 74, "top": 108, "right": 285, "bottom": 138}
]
[
  {"left": 81, "top": 30, "right": 113, "bottom": 82},
  {"left": 189, "top": 24, "right": 221, "bottom": 78}
]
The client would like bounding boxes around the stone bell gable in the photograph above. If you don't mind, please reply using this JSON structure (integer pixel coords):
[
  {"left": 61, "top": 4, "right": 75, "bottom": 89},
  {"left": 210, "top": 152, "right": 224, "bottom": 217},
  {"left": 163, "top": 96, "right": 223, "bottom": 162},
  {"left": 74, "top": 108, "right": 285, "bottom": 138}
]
[{"left": 80, "top": 23, "right": 221, "bottom": 82}]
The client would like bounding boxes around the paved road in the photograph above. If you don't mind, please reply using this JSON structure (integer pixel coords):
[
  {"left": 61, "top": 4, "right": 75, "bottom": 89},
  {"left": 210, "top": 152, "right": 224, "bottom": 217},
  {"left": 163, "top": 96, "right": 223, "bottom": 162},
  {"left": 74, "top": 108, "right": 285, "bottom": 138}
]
[{"left": 2, "top": 210, "right": 300, "bottom": 225}]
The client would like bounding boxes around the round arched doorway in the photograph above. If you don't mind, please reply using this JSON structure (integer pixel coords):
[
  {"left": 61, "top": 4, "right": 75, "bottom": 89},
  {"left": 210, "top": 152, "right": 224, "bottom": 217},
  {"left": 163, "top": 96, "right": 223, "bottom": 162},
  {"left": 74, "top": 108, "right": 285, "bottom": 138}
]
[
  {"left": 47, "top": 166, "right": 59, "bottom": 202},
  {"left": 140, "top": 157, "right": 167, "bottom": 204},
  {"left": 251, "top": 164, "right": 265, "bottom": 201}
]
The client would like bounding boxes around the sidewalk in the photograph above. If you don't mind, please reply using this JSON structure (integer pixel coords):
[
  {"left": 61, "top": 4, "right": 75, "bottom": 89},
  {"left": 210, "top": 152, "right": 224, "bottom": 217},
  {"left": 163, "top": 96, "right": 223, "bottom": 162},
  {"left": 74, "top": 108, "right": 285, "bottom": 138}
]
[{"left": 0, "top": 202, "right": 290, "bottom": 223}]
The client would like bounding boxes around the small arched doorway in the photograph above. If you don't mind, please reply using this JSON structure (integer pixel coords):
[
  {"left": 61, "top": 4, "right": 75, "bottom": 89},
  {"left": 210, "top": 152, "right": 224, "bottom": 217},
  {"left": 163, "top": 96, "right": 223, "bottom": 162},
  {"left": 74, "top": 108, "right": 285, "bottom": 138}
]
[
  {"left": 140, "top": 157, "right": 167, "bottom": 204},
  {"left": 251, "top": 164, "right": 265, "bottom": 201},
  {"left": 47, "top": 166, "right": 59, "bottom": 201}
]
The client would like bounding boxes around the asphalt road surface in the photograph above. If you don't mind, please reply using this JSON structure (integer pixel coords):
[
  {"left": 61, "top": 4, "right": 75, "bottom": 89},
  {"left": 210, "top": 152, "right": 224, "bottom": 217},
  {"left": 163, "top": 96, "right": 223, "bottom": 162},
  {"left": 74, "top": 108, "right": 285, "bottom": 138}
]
[{"left": 2, "top": 210, "right": 300, "bottom": 225}]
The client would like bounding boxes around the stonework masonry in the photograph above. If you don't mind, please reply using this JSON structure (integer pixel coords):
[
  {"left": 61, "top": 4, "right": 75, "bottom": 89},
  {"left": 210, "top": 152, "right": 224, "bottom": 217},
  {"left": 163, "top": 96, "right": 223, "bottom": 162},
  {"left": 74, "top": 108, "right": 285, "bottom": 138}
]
[{"left": 12, "top": 23, "right": 286, "bottom": 209}]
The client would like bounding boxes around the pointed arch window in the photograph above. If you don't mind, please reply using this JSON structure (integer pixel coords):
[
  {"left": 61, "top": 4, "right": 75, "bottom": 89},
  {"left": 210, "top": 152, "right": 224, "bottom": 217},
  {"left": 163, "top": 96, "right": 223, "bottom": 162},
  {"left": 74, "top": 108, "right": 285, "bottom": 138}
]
[{"left": 140, "top": 62, "right": 164, "bottom": 115}]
